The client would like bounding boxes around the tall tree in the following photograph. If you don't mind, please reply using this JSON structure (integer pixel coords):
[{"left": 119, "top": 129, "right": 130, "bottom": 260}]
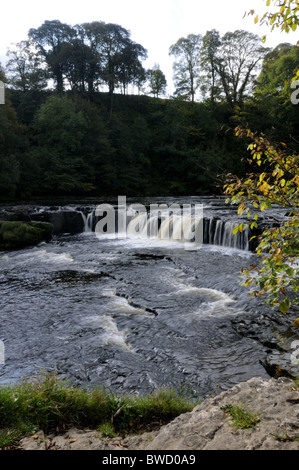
[
  {"left": 82, "top": 22, "right": 147, "bottom": 115},
  {"left": 215, "top": 30, "right": 269, "bottom": 108},
  {"left": 29, "top": 20, "right": 76, "bottom": 93},
  {"left": 72, "top": 24, "right": 102, "bottom": 93},
  {"left": 147, "top": 64, "right": 167, "bottom": 98},
  {"left": 59, "top": 37, "right": 99, "bottom": 93},
  {"left": 115, "top": 41, "right": 147, "bottom": 94},
  {"left": 6, "top": 40, "right": 48, "bottom": 91},
  {"left": 200, "top": 30, "right": 221, "bottom": 105},
  {"left": 169, "top": 34, "right": 202, "bottom": 102}
]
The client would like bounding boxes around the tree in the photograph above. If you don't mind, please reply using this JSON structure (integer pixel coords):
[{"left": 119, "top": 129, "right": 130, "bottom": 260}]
[
  {"left": 147, "top": 64, "right": 167, "bottom": 98},
  {"left": 32, "top": 94, "right": 114, "bottom": 194},
  {"left": 215, "top": 30, "right": 269, "bottom": 108},
  {"left": 6, "top": 40, "right": 48, "bottom": 91},
  {"left": 29, "top": 20, "right": 77, "bottom": 93},
  {"left": 250, "top": 0, "right": 299, "bottom": 37},
  {"left": 82, "top": 22, "right": 147, "bottom": 115},
  {"left": 0, "top": 70, "right": 27, "bottom": 198},
  {"left": 59, "top": 36, "right": 99, "bottom": 93},
  {"left": 115, "top": 41, "right": 147, "bottom": 94},
  {"left": 222, "top": 2, "right": 299, "bottom": 316},
  {"left": 33, "top": 95, "right": 89, "bottom": 192},
  {"left": 71, "top": 24, "right": 102, "bottom": 93},
  {"left": 200, "top": 30, "right": 221, "bottom": 105},
  {"left": 224, "top": 127, "right": 298, "bottom": 314},
  {"left": 169, "top": 34, "right": 202, "bottom": 102},
  {"left": 253, "top": 43, "right": 299, "bottom": 139},
  {"left": 248, "top": 0, "right": 299, "bottom": 80}
]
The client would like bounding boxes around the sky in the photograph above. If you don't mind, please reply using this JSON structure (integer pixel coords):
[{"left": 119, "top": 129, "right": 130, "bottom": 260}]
[{"left": 0, "top": 0, "right": 297, "bottom": 95}]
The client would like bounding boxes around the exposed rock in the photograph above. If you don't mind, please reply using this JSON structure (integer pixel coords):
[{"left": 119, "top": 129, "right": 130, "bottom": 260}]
[
  {"left": 146, "top": 376, "right": 299, "bottom": 450},
  {"left": 17, "top": 377, "right": 299, "bottom": 451},
  {"left": 30, "top": 210, "right": 85, "bottom": 235},
  {"left": 0, "top": 221, "right": 53, "bottom": 250}
]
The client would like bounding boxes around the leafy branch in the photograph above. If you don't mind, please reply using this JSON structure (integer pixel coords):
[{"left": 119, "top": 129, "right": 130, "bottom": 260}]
[{"left": 224, "top": 126, "right": 298, "bottom": 313}]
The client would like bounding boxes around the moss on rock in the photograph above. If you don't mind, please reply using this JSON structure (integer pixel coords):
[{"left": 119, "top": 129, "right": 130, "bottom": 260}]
[{"left": 0, "top": 221, "right": 53, "bottom": 250}]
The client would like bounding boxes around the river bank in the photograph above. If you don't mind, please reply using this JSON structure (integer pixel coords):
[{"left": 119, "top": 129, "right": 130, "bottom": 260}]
[{"left": 17, "top": 376, "right": 299, "bottom": 450}]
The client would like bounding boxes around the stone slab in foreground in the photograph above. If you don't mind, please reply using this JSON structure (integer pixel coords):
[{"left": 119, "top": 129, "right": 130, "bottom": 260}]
[{"left": 147, "top": 376, "right": 299, "bottom": 450}]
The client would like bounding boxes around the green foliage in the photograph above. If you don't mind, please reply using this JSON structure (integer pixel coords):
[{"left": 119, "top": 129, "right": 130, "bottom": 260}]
[
  {"left": 253, "top": 44, "right": 299, "bottom": 139},
  {"left": 1, "top": 17, "right": 297, "bottom": 200},
  {"left": 250, "top": 0, "right": 299, "bottom": 42},
  {"left": 6, "top": 40, "right": 48, "bottom": 92},
  {"left": 31, "top": 94, "right": 113, "bottom": 194},
  {"left": 0, "top": 372, "right": 197, "bottom": 448},
  {"left": 1, "top": 89, "right": 252, "bottom": 199},
  {"left": 147, "top": 65, "right": 167, "bottom": 98},
  {"left": 169, "top": 34, "right": 202, "bottom": 102},
  {"left": 224, "top": 126, "right": 298, "bottom": 313},
  {"left": 215, "top": 30, "right": 269, "bottom": 108},
  {"left": 222, "top": 403, "right": 260, "bottom": 429},
  {"left": 0, "top": 94, "right": 27, "bottom": 199}
]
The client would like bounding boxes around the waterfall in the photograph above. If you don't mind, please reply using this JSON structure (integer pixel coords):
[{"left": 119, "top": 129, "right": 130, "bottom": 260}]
[
  {"left": 84, "top": 211, "right": 94, "bottom": 233},
  {"left": 127, "top": 212, "right": 202, "bottom": 246},
  {"left": 204, "top": 218, "right": 249, "bottom": 251},
  {"left": 83, "top": 208, "right": 250, "bottom": 251}
]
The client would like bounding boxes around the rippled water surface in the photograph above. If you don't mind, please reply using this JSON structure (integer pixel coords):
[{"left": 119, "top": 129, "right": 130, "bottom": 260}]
[{"left": 0, "top": 213, "right": 274, "bottom": 398}]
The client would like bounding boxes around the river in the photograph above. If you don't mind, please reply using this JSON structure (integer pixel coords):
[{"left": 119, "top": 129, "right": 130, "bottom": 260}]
[{"left": 0, "top": 196, "right": 295, "bottom": 398}]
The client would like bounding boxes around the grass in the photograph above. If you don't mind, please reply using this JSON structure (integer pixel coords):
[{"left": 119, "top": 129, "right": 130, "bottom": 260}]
[
  {"left": 221, "top": 403, "right": 261, "bottom": 429},
  {"left": 272, "top": 433, "right": 299, "bottom": 443},
  {"left": 0, "top": 373, "right": 199, "bottom": 449}
]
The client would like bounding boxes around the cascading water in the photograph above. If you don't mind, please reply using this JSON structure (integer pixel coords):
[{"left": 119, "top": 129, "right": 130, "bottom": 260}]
[
  {"left": 207, "top": 219, "right": 249, "bottom": 251},
  {"left": 0, "top": 197, "right": 293, "bottom": 398},
  {"left": 83, "top": 205, "right": 251, "bottom": 251}
]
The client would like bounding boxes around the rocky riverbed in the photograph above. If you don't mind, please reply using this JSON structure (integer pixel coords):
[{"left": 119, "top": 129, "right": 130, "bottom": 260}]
[{"left": 18, "top": 376, "right": 299, "bottom": 451}]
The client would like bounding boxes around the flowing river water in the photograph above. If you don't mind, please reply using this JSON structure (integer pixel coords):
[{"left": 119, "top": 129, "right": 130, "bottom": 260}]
[{"left": 0, "top": 197, "right": 295, "bottom": 398}]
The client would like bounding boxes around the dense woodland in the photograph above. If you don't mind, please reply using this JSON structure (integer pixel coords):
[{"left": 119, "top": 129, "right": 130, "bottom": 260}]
[{"left": 0, "top": 20, "right": 298, "bottom": 201}]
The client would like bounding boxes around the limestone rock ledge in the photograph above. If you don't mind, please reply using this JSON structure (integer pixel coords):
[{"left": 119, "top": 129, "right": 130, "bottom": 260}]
[
  {"left": 147, "top": 376, "right": 299, "bottom": 450},
  {"left": 18, "top": 377, "right": 299, "bottom": 451}
]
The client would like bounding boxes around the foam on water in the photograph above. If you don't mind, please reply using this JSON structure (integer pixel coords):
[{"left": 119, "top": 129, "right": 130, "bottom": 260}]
[
  {"left": 0, "top": 249, "right": 74, "bottom": 268},
  {"left": 98, "top": 316, "right": 131, "bottom": 349}
]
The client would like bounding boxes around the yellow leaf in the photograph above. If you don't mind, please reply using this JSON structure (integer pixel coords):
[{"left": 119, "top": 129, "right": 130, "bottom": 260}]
[
  {"left": 238, "top": 203, "right": 245, "bottom": 215},
  {"left": 254, "top": 15, "right": 259, "bottom": 23},
  {"left": 259, "top": 172, "right": 266, "bottom": 182}
]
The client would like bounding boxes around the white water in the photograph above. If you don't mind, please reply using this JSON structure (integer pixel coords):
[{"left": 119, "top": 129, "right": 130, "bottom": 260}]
[{"left": 84, "top": 206, "right": 250, "bottom": 251}]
